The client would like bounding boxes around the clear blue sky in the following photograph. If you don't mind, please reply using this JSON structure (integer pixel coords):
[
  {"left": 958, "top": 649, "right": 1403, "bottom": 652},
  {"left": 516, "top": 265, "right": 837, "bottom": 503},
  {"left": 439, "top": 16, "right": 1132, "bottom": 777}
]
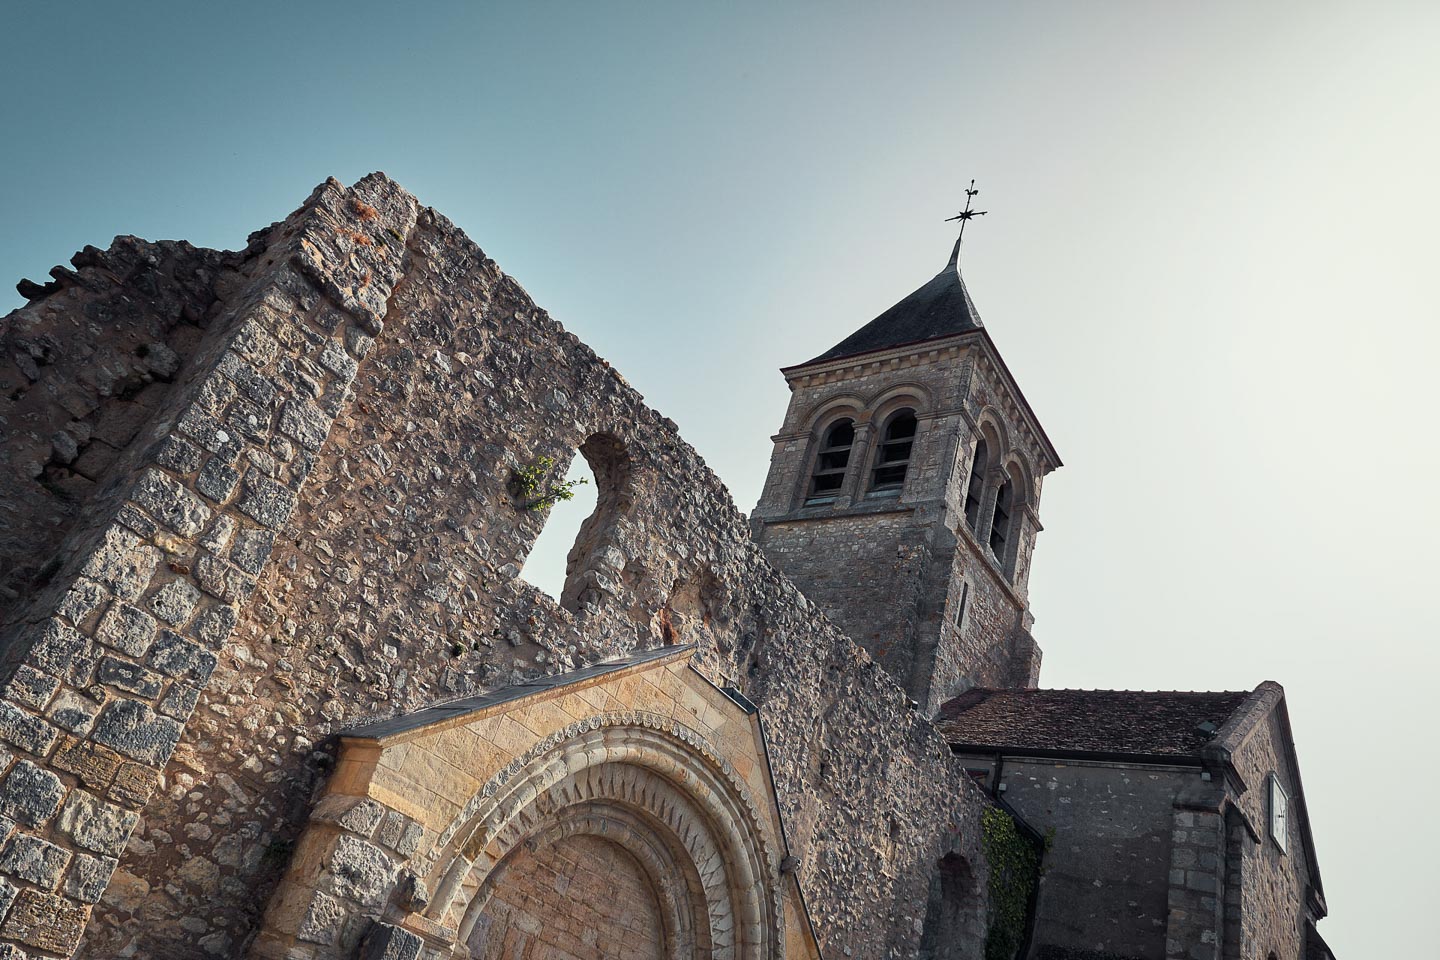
[{"left": 4, "top": 2, "right": 1436, "bottom": 953}]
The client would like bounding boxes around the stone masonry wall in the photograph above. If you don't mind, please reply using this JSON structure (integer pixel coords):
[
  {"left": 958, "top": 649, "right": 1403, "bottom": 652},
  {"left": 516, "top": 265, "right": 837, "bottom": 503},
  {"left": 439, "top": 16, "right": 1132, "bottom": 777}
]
[
  {"left": 473, "top": 835, "right": 664, "bottom": 960},
  {"left": 1228, "top": 707, "right": 1310, "bottom": 960},
  {"left": 987, "top": 757, "right": 1194, "bottom": 959},
  {"left": 0, "top": 173, "right": 997, "bottom": 958}
]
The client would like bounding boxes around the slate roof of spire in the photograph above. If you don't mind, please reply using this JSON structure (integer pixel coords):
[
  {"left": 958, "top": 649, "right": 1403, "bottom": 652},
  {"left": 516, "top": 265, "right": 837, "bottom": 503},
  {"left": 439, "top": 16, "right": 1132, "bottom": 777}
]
[
  {"left": 934, "top": 687, "right": 1253, "bottom": 760},
  {"left": 799, "top": 262, "right": 984, "bottom": 367}
]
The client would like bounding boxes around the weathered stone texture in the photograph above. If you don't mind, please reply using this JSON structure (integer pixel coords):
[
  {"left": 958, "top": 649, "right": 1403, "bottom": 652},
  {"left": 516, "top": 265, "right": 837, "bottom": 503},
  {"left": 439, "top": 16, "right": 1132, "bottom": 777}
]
[{"left": 0, "top": 173, "right": 1008, "bottom": 959}]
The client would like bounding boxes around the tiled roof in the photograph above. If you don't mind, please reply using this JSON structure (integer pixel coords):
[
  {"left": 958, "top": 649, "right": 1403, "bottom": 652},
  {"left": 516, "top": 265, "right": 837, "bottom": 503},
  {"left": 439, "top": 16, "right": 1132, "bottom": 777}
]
[
  {"left": 797, "top": 263, "right": 983, "bottom": 366},
  {"left": 935, "top": 687, "right": 1253, "bottom": 759}
]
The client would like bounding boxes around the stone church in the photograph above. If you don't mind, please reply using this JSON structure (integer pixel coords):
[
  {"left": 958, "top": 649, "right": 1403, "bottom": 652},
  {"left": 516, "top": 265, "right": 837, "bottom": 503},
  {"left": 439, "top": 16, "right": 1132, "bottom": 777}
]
[{"left": 0, "top": 173, "right": 1336, "bottom": 959}]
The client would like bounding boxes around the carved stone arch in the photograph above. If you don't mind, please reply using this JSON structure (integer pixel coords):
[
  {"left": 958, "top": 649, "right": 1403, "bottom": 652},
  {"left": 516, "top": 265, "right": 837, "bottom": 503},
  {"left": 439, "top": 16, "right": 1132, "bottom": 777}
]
[
  {"left": 1000, "top": 453, "right": 1036, "bottom": 509},
  {"left": 423, "top": 714, "right": 783, "bottom": 960},
  {"left": 867, "top": 381, "right": 931, "bottom": 422},
  {"left": 798, "top": 393, "right": 866, "bottom": 434},
  {"left": 971, "top": 407, "right": 1011, "bottom": 466}
]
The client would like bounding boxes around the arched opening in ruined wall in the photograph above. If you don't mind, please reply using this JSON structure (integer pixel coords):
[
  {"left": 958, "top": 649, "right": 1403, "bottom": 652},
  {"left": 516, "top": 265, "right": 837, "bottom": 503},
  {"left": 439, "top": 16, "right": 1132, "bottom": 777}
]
[
  {"left": 560, "top": 433, "right": 634, "bottom": 613},
  {"left": 518, "top": 452, "right": 598, "bottom": 599},
  {"left": 423, "top": 718, "right": 780, "bottom": 960},
  {"left": 917, "top": 852, "right": 984, "bottom": 960}
]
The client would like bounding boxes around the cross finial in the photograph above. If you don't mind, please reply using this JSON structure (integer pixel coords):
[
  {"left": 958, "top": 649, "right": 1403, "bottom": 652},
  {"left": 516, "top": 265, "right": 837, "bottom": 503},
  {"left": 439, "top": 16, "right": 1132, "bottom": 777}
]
[{"left": 944, "top": 179, "right": 988, "bottom": 268}]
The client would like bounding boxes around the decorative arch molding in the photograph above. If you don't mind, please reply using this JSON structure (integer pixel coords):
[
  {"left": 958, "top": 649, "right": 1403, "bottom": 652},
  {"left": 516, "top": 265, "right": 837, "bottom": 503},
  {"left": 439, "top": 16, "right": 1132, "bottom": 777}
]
[
  {"left": 971, "top": 407, "right": 1011, "bottom": 465},
  {"left": 867, "top": 381, "right": 932, "bottom": 422},
  {"left": 423, "top": 712, "right": 784, "bottom": 960},
  {"left": 798, "top": 393, "right": 867, "bottom": 434}
]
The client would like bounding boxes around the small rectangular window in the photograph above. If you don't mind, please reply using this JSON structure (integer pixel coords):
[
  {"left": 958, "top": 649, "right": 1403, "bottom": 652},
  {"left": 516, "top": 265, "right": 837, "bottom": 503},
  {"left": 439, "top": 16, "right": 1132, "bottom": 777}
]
[{"left": 1269, "top": 774, "right": 1289, "bottom": 853}]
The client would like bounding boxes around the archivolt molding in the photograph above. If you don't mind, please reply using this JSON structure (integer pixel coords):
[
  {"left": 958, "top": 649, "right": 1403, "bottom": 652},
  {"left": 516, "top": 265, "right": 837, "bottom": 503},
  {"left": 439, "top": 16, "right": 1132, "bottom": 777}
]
[{"left": 419, "top": 711, "right": 784, "bottom": 960}]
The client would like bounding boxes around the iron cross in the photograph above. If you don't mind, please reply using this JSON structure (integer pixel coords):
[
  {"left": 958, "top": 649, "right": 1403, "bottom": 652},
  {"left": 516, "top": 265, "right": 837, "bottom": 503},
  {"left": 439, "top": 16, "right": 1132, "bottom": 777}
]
[{"left": 945, "top": 179, "right": 988, "bottom": 267}]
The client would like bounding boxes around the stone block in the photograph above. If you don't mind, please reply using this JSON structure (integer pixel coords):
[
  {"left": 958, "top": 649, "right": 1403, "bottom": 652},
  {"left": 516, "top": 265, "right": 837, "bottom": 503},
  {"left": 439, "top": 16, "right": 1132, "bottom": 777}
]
[
  {"left": 49, "top": 736, "right": 123, "bottom": 792},
  {"left": 312, "top": 796, "right": 384, "bottom": 836},
  {"left": 229, "top": 526, "right": 275, "bottom": 575},
  {"left": 63, "top": 852, "right": 117, "bottom": 904},
  {"left": 148, "top": 578, "right": 201, "bottom": 626},
  {"left": 157, "top": 682, "right": 202, "bottom": 721},
  {"left": 55, "top": 578, "right": 109, "bottom": 627},
  {"left": 56, "top": 789, "right": 138, "bottom": 858},
  {"left": 108, "top": 763, "right": 157, "bottom": 810},
  {"left": 319, "top": 339, "right": 359, "bottom": 385},
  {"left": 95, "top": 602, "right": 158, "bottom": 657},
  {"left": 358, "top": 921, "right": 422, "bottom": 960},
  {"left": 0, "top": 703, "right": 57, "bottom": 758},
  {"left": 90, "top": 699, "right": 183, "bottom": 765},
  {"left": 79, "top": 526, "right": 159, "bottom": 601},
  {"left": 279, "top": 398, "right": 331, "bottom": 451},
  {"left": 154, "top": 435, "right": 203, "bottom": 474},
  {"left": 3, "top": 668, "right": 57, "bottom": 712},
  {"left": 0, "top": 761, "right": 65, "bottom": 827},
  {"left": 297, "top": 889, "right": 344, "bottom": 946},
  {"left": 192, "top": 603, "right": 239, "bottom": 647},
  {"left": 30, "top": 620, "right": 96, "bottom": 687},
  {"left": 196, "top": 457, "right": 242, "bottom": 504},
  {"left": 131, "top": 469, "right": 212, "bottom": 537},
  {"left": 0, "top": 833, "right": 71, "bottom": 889},
  {"left": 326, "top": 835, "right": 395, "bottom": 906},
  {"left": 239, "top": 472, "right": 298, "bottom": 530},
  {"left": 96, "top": 657, "right": 163, "bottom": 698},
  {"left": 0, "top": 888, "right": 89, "bottom": 954},
  {"left": 147, "top": 631, "right": 217, "bottom": 682}
]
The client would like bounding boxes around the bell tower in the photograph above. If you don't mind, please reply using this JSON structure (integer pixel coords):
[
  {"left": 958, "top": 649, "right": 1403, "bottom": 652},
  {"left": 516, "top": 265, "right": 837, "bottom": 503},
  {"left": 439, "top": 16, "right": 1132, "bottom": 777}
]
[{"left": 751, "top": 199, "right": 1061, "bottom": 712}]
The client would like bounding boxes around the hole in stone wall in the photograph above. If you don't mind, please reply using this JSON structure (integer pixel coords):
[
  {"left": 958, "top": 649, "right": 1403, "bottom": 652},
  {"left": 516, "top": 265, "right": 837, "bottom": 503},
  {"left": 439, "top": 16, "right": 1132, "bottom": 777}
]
[
  {"left": 560, "top": 434, "right": 634, "bottom": 613},
  {"left": 518, "top": 454, "right": 597, "bottom": 600}
]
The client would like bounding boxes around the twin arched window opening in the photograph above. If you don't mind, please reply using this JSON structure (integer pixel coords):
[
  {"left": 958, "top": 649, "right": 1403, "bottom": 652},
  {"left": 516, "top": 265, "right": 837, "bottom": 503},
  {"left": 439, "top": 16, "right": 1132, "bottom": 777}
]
[{"left": 807, "top": 409, "right": 918, "bottom": 503}]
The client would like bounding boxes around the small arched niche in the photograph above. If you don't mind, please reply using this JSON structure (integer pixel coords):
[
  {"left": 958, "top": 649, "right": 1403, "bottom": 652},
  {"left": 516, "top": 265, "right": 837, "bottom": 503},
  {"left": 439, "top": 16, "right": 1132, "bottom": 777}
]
[{"left": 918, "top": 852, "right": 984, "bottom": 960}]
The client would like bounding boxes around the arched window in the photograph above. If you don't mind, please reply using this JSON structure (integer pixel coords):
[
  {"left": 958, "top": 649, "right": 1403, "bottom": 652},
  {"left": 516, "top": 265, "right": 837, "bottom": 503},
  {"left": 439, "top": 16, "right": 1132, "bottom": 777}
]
[
  {"left": 988, "top": 477, "right": 1013, "bottom": 559},
  {"left": 964, "top": 439, "right": 988, "bottom": 534},
  {"left": 808, "top": 418, "right": 854, "bottom": 502},
  {"left": 870, "top": 410, "right": 917, "bottom": 494}
]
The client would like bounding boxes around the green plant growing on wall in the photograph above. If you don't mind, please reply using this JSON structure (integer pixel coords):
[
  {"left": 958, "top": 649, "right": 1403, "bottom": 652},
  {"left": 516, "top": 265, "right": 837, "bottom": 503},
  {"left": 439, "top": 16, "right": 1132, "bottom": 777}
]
[
  {"left": 512, "top": 455, "right": 587, "bottom": 511},
  {"left": 983, "top": 805, "right": 1045, "bottom": 960}
]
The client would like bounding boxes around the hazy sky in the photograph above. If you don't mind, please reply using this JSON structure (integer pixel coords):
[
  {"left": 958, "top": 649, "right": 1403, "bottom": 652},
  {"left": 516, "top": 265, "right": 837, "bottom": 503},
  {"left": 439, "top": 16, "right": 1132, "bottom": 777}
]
[{"left": 4, "top": 2, "right": 1436, "bottom": 953}]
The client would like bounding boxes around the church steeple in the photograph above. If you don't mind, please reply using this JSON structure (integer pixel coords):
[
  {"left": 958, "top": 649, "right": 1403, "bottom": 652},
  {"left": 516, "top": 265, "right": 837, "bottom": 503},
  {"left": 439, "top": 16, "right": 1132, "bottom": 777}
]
[{"left": 752, "top": 191, "right": 1060, "bottom": 711}]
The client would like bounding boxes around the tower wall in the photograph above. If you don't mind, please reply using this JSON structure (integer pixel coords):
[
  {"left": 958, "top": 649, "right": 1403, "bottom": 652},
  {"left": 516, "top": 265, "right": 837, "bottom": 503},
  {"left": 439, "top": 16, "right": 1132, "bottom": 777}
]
[{"left": 753, "top": 328, "right": 1054, "bottom": 710}]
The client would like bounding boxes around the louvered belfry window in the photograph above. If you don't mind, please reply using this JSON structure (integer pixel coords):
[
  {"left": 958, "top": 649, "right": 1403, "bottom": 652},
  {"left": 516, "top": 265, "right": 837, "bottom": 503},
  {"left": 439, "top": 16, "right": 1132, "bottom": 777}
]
[
  {"left": 988, "top": 478, "right": 1013, "bottom": 557},
  {"left": 871, "top": 410, "right": 917, "bottom": 493},
  {"left": 808, "top": 418, "right": 855, "bottom": 500},
  {"left": 964, "top": 439, "right": 989, "bottom": 534}
]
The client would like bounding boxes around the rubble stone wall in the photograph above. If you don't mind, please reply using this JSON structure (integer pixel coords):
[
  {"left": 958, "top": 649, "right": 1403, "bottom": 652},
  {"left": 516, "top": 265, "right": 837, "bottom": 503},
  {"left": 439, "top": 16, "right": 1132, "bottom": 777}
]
[{"left": 0, "top": 173, "right": 995, "bottom": 958}]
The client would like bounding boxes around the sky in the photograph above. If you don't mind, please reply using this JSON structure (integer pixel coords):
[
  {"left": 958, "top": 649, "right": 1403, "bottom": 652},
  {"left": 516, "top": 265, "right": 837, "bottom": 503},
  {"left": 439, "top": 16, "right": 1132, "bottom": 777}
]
[{"left": 3, "top": 1, "right": 1436, "bottom": 953}]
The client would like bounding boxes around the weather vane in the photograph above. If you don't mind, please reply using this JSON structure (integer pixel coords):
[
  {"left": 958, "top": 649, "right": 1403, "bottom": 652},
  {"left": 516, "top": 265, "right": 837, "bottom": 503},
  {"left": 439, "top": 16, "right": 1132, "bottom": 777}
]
[{"left": 945, "top": 179, "right": 987, "bottom": 267}]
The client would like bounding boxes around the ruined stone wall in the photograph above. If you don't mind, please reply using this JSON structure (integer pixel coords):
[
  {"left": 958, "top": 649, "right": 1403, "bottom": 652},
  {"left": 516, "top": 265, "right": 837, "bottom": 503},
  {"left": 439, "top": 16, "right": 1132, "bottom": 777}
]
[
  {"left": 0, "top": 238, "right": 236, "bottom": 625},
  {"left": 0, "top": 173, "right": 996, "bottom": 958}
]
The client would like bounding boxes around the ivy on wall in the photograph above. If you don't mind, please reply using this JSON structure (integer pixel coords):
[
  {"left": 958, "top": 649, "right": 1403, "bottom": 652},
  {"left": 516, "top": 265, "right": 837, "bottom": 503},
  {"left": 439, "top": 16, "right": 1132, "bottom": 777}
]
[{"left": 983, "top": 805, "right": 1045, "bottom": 960}]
